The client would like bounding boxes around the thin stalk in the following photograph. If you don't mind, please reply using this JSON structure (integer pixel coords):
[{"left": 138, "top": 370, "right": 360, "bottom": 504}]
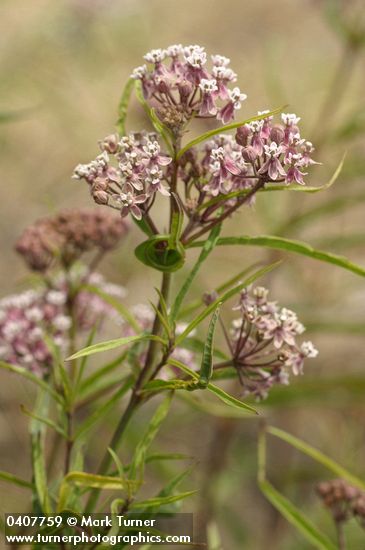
[{"left": 336, "top": 521, "right": 346, "bottom": 550}]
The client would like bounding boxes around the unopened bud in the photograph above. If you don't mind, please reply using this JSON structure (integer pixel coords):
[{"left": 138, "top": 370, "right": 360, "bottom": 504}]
[
  {"left": 203, "top": 290, "right": 218, "bottom": 305},
  {"left": 241, "top": 145, "right": 257, "bottom": 163},
  {"left": 270, "top": 125, "right": 285, "bottom": 144},
  {"left": 235, "top": 125, "right": 250, "bottom": 146}
]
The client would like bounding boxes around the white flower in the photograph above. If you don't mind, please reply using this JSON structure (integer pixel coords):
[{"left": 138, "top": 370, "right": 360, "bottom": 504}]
[
  {"left": 301, "top": 341, "right": 318, "bottom": 358},
  {"left": 281, "top": 113, "right": 301, "bottom": 125},
  {"left": 184, "top": 46, "right": 207, "bottom": 67},
  {"left": 212, "top": 66, "right": 237, "bottom": 81},
  {"left": 143, "top": 49, "right": 166, "bottom": 63},
  {"left": 130, "top": 65, "right": 147, "bottom": 79},
  {"left": 249, "top": 120, "right": 264, "bottom": 133},
  {"left": 264, "top": 142, "right": 282, "bottom": 158},
  {"left": 228, "top": 87, "right": 247, "bottom": 108},
  {"left": 199, "top": 78, "right": 218, "bottom": 93},
  {"left": 166, "top": 44, "right": 183, "bottom": 57},
  {"left": 25, "top": 307, "right": 44, "bottom": 322},
  {"left": 53, "top": 315, "right": 72, "bottom": 331},
  {"left": 47, "top": 290, "right": 67, "bottom": 306},
  {"left": 211, "top": 54, "right": 230, "bottom": 67}
]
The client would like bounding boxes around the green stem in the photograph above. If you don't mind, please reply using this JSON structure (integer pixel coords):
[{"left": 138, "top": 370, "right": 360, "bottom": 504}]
[{"left": 84, "top": 271, "right": 171, "bottom": 513}]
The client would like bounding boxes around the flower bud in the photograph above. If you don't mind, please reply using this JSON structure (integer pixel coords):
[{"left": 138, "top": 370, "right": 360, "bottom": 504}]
[
  {"left": 235, "top": 124, "right": 250, "bottom": 146},
  {"left": 241, "top": 145, "right": 257, "bottom": 163},
  {"left": 270, "top": 125, "right": 285, "bottom": 144},
  {"left": 203, "top": 290, "right": 219, "bottom": 305},
  {"left": 92, "top": 190, "right": 109, "bottom": 205}
]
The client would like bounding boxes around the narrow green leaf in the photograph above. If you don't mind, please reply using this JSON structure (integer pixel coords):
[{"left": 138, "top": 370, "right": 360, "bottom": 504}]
[
  {"left": 168, "top": 194, "right": 184, "bottom": 250},
  {"left": 117, "top": 78, "right": 134, "bottom": 134},
  {"left": 129, "top": 393, "right": 173, "bottom": 482},
  {"left": 30, "top": 391, "right": 52, "bottom": 513},
  {"left": 189, "top": 235, "right": 365, "bottom": 278},
  {"left": 0, "top": 471, "right": 34, "bottom": 490},
  {"left": 259, "top": 480, "right": 337, "bottom": 550},
  {"left": 142, "top": 379, "right": 192, "bottom": 393},
  {"left": 58, "top": 472, "right": 137, "bottom": 512},
  {"left": 20, "top": 404, "right": 68, "bottom": 438},
  {"left": 149, "top": 299, "right": 172, "bottom": 340},
  {"left": 133, "top": 216, "right": 155, "bottom": 237},
  {"left": 74, "top": 377, "right": 133, "bottom": 440},
  {"left": 258, "top": 427, "right": 337, "bottom": 550},
  {"left": 146, "top": 453, "right": 191, "bottom": 463},
  {"left": 199, "top": 305, "right": 221, "bottom": 387},
  {"left": 178, "top": 392, "right": 253, "bottom": 418},
  {"left": 108, "top": 448, "right": 125, "bottom": 481},
  {"left": 176, "top": 106, "right": 285, "bottom": 160},
  {"left": 0, "top": 361, "right": 63, "bottom": 405},
  {"left": 66, "top": 334, "right": 165, "bottom": 361},
  {"left": 79, "top": 351, "right": 128, "bottom": 395},
  {"left": 206, "top": 382, "right": 258, "bottom": 414},
  {"left": 170, "top": 224, "right": 222, "bottom": 322},
  {"left": 131, "top": 491, "right": 197, "bottom": 509},
  {"left": 175, "top": 262, "right": 280, "bottom": 344},
  {"left": 169, "top": 359, "right": 257, "bottom": 414},
  {"left": 178, "top": 262, "right": 262, "bottom": 320},
  {"left": 268, "top": 426, "right": 365, "bottom": 491},
  {"left": 80, "top": 284, "right": 141, "bottom": 333}
]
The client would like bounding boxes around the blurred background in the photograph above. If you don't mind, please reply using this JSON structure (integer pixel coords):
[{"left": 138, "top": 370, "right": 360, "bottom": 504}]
[{"left": 1, "top": 0, "right": 365, "bottom": 548}]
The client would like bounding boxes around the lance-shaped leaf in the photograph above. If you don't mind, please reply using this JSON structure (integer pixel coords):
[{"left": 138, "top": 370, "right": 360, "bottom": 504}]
[
  {"left": 175, "top": 261, "right": 280, "bottom": 344},
  {"left": 169, "top": 359, "right": 257, "bottom": 415},
  {"left": 74, "top": 377, "right": 134, "bottom": 441},
  {"left": 66, "top": 334, "right": 165, "bottom": 361},
  {"left": 199, "top": 305, "right": 221, "bottom": 388},
  {"left": 257, "top": 428, "right": 337, "bottom": 550},
  {"left": 129, "top": 393, "right": 173, "bottom": 483},
  {"left": 176, "top": 106, "right": 285, "bottom": 160},
  {"left": 21, "top": 405, "right": 68, "bottom": 439},
  {"left": 267, "top": 426, "right": 365, "bottom": 491},
  {"left": 130, "top": 491, "right": 197, "bottom": 510},
  {"left": 116, "top": 78, "right": 134, "bottom": 135},
  {"left": 178, "top": 262, "right": 262, "bottom": 320},
  {"left": 169, "top": 224, "right": 222, "bottom": 322},
  {"left": 31, "top": 392, "right": 52, "bottom": 513},
  {"left": 189, "top": 235, "right": 365, "bottom": 278},
  {"left": 57, "top": 472, "right": 137, "bottom": 512},
  {"left": 259, "top": 480, "right": 337, "bottom": 550},
  {"left": 0, "top": 471, "right": 34, "bottom": 490}
]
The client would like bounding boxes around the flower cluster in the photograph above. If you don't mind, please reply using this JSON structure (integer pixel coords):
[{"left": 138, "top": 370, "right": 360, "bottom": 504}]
[
  {"left": 16, "top": 209, "right": 128, "bottom": 272},
  {"left": 190, "top": 111, "right": 318, "bottom": 200},
  {"left": 0, "top": 269, "right": 126, "bottom": 376},
  {"left": 222, "top": 286, "right": 318, "bottom": 399},
  {"left": 317, "top": 479, "right": 365, "bottom": 527},
  {"left": 131, "top": 45, "right": 247, "bottom": 130},
  {"left": 73, "top": 133, "right": 172, "bottom": 220}
]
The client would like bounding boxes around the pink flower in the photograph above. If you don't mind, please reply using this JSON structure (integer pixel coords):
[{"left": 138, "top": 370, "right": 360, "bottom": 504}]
[
  {"left": 118, "top": 183, "right": 147, "bottom": 220},
  {"left": 258, "top": 143, "right": 286, "bottom": 180},
  {"left": 199, "top": 79, "right": 218, "bottom": 116},
  {"left": 218, "top": 87, "right": 247, "bottom": 124}
]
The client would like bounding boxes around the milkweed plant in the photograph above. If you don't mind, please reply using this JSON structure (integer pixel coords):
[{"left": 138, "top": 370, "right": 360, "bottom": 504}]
[{"left": 1, "top": 44, "right": 365, "bottom": 549}]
